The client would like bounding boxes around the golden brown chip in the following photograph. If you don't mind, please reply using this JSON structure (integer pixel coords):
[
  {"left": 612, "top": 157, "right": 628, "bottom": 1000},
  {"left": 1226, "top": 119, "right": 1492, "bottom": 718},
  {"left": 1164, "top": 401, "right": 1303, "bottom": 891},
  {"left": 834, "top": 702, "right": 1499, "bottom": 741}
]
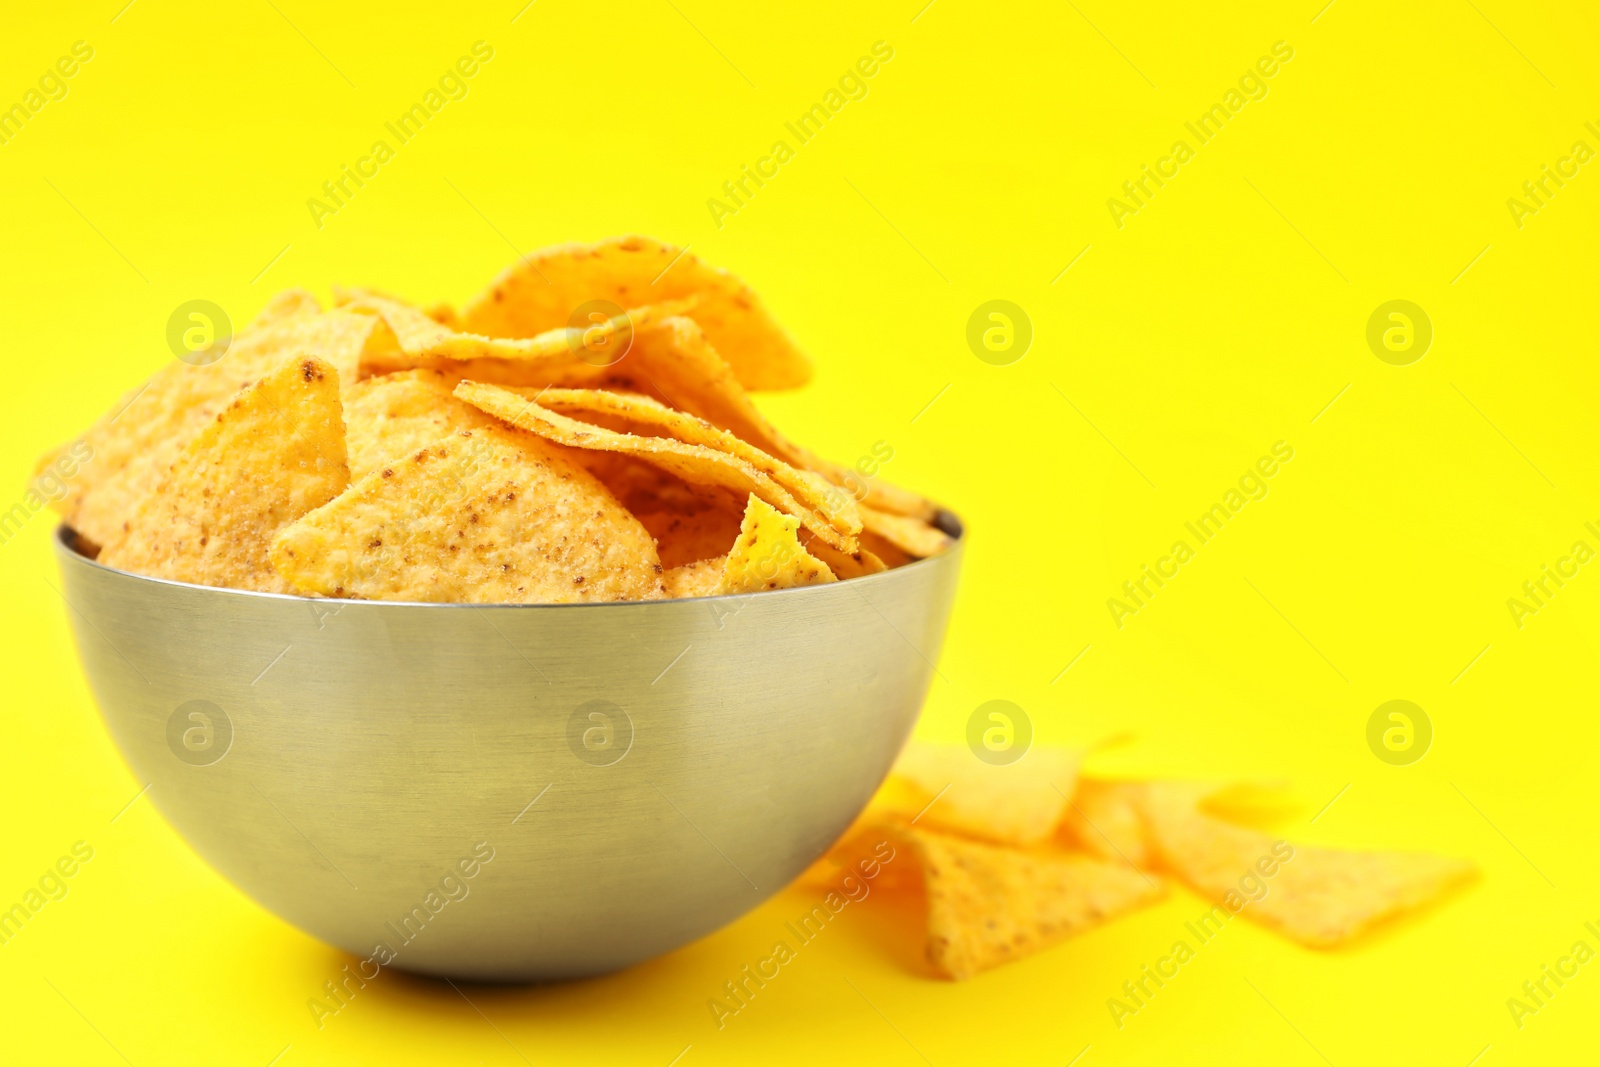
[
  {"left": 458, "top": 236, "right": 811, "bottom": 391},
  {"left": 531, "top": 387, "right": 861, "bottom": 538},
  {"left": 97, "top": 356, "right": 349, "bottom": 593},
  {"left": 890, "top": 741, "right": 1082, "bottom": 847},
  {"left": 635, "top": 506, "right": 743, "bottom": 569},
  {"left": 901, "top": 826, "right": 1166, "bottom": 980},
  {"left": 270, "top": 423, "right": 663, "bottom": 603},
  {"left": 342, "top": 369, "right": 501, "bottom": 481},
  {"left": 860, "top": 505, "right": 952, "bottom": 559},
  {"left": 1057, "top": 779, "right": 1151, "bottom": 869},
  {"left": 55, "top": 310, "right": 378, "bottom": 546},
  {"left": 248, "top": 288, "right": 323, "bottom": 329},
  {"left": 798, "top": 533, "right": 889, "bottom": 579},
  {"left": 1137, "top": 784, "right": 1476, "bottom": 947},
  {"left": 349, "top": 292, "right": 689, "bottom": 381},
  {"left": 663, "top": 556, "right": 726, "bottom": 599},
  {"left": 454, "top": 382, "right": 862, "bottom": 555},
  {"left": 718, "top": 495, "right": 836, "bottom": 594},
  {"left": 591, "top": 316, "right": 933, "bottom": 519}
]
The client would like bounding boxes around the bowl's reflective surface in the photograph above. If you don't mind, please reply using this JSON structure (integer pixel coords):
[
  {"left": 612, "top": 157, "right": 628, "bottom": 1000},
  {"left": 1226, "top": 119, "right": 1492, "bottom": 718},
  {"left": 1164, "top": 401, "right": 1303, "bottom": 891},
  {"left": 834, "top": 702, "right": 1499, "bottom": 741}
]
[{"left": 53, "top": 522, "right": 962, "bottom": 981}]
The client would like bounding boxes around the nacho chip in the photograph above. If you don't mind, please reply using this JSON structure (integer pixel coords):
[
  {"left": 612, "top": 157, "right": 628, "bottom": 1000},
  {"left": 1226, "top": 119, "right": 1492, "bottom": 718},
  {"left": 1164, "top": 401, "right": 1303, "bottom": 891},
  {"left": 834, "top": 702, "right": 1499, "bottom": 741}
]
[
  {"left": 635, "top": 506, "right": 743, "bottom": 569},
  {"left": 349, "top": 292, "right": 690, "bottom": 380},
  {"left": 663, "top": 556, "right": 726, "bottom": 599},
  {"left": 798, "top": 533, "right": 889, "bottom": 579},
  {"left": 891, "top": 741, "right": 1082, "bottom": 847},
  {"left": 719, "top": 495, "right": 836, "bottom": 594},
  {"left": 97, "top": 356, "right": 349, "bottom": 593},
  {"left": 455, "top": 382, "right": 861, "bottom": 555},
  {"left": 584, "top": 315, "right": 933, "bottom": 518},
  {"left": 459, "top": 236, "right": 811, "bottom": 390},
  {"left": 248, "top": 288, "right": 322, "bottom": 329},
  {"left": 271, "top": 423, "right": 663, "bottom": 603},
  {"left": 860, "top": 505, "right": 952, "bottom": 559},
  {"left": 55, "top": 309, "right": 378, "bottom": 546},
  {"left": 1137, "top": 784, "right": 1476, "bottom": 947},
  {"left": 531, "top": 387, "right": 861, "bottom": 538},
  {"left": 902, "top": 827, "right": 1166, "bottom": 980},
  {"left": 343, "top": 369, "right": 501, "bottom": 481},
  {"left": 1057, "top": 779, "right": 1151, "bottom": 869}
]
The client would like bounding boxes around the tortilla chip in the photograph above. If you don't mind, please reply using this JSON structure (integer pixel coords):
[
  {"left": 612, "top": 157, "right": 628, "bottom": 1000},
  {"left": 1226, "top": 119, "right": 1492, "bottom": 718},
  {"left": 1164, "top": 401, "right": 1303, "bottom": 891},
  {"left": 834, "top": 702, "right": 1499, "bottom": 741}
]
[
  {"left": 458, "top": 236, "right": 811, "bottom": 391},
  {"left": 343, "top": 369, "right": 501, "bottom": 481},
  {"left": 1057, "top": 779, "right": 1152, "bottom": 869},
  {"left": 860, "top": 505, "right": 952, "bottom": 559},
  {"left": 248, "top": 288, "right": 322, "bottom": 329},
  {"left": 798, "top": 533, "right": 889, "bottom": 579},
  {"left": 349, "top": 292, "right": 689, "bottom": 380},
  {"left": 1137, "top": 784, "right": 1476, "bottom": 947},
  {"left": 454, "top": 382, "right": 862, "bottom": 555},
  {"left": 270, "top": 423, "right": 663, "bottom": 603},
  {"left": 891, "top": 741, "right": 1082, "bottom": 847},
  {"left": 97, "top": 356, "right": 349, "bottom": 593},
  {"left": 903, "top": 827, "right": 1166, "bottom": 980},
  {"left": 55, "top": 310, "right": 377, "bottom": 546},
  {"left": 424, "top": 302, "right": 460, "bottom": 329},
  {"left": 718, "top": 495, "right": 836, "bottom": 594},
  {"left": 531, "top": 387, "right": 860, "bottom": 538},
  {"left": 583, "top": 315, "right": 932, "bottom": 518},
  {"left": 663, "top": 556, "right": 726, "bottom": 599},
  {"left": 635, "top": 506, "right": 743, "bottom": 569}
]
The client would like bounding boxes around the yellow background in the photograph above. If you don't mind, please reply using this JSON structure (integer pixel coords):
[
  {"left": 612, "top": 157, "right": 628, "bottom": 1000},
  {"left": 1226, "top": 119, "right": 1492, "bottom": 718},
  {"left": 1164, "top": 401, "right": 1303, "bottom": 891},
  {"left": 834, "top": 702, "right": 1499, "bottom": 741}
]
[{"left": 3, "top": 0, "right": 1598, "bottom": 1062}]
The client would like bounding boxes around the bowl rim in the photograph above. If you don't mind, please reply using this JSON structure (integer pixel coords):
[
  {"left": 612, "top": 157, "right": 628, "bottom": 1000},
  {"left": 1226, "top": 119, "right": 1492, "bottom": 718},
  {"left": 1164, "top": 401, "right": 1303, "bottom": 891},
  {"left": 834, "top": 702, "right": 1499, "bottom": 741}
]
[{"left": 52, "top": 511, "right": 964, "bottom": 610}]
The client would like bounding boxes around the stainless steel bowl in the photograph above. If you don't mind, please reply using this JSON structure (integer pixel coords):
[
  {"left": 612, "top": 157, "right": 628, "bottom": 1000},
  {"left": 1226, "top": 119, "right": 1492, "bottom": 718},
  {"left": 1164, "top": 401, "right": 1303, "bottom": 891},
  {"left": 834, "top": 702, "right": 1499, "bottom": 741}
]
[{"left": 53, "top": 519, "right": 962, "bottom": 981}]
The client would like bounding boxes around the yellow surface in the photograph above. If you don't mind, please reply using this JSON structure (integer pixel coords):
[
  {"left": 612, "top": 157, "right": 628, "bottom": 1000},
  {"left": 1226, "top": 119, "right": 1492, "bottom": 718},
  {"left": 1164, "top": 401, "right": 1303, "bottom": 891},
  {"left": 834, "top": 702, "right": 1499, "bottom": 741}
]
[{"left": 3, "top": 0, "right": 1597, "bottom": 1062}]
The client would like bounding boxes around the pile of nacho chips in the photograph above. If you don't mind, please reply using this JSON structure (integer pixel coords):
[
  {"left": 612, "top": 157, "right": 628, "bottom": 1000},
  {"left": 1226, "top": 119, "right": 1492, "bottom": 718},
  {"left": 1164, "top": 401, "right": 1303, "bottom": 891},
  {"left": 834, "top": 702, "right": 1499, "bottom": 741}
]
[
  {"left": 42, "top": 237, "right": 951, "bottom": 602},
  {"left": 805, "top": 742, "right": 1477, "bottom": 979}
]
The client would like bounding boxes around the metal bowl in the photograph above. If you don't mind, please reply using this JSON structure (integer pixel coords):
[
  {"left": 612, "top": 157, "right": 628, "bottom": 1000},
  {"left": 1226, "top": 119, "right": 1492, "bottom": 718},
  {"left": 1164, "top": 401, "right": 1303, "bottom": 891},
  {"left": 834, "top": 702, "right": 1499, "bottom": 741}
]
[{"left": 52, "top": 519, "right": 963, "bottom": 982}]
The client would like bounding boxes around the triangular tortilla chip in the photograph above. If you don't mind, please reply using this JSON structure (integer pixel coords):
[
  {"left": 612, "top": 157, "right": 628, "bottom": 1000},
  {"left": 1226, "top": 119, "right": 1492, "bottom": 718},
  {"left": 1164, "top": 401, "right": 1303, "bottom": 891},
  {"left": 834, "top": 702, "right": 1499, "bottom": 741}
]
[
  {"left": 348, "top": 293, "right": 689, "bottom": 381},
  {"left": 634, "top": 505, "right": 743, "bottom": 570},
  {"left": 524, "top": 314, "right": 932, "bottom": 520},
  {"left": 454, "top": 381, "right": 862, "bottom": 555},
  {"left": 97, "top": 356, "right": 349, "bottom": 593},
  {"left": 532, "top": 387, "right": 860, "bottom": 537},
  {"left": 458, "top": 236, "right": 812, "bottom": 390},
  {"left": 892, "top": 740, "right": 1082, "bottom": 847},
  {"left": 900, "top": 827, "right": 1166, "bottom": 980},
  {"left": 248, "top": 288, "right": 323, "bottom": 329},
  {"left": 719, "top": 495, "right": 836, "bottom": 593},
  {"left": 53, "top": 309, "right": 377, "bottom": 546},
  {"left": 1057, "top": 779, "right": 1152, "bottom": 869},
  {"left": 271, "top": 423, "right": 664, "bottom": 603},
  {"left": 1137, "top": 784, "right": 1476, "bottom": 947},
  {"left": 342, "top": 369, "right": 502, "bottom": 481},
  {"left": 859, "top": 505, "right": 952, "bottom": 559}
]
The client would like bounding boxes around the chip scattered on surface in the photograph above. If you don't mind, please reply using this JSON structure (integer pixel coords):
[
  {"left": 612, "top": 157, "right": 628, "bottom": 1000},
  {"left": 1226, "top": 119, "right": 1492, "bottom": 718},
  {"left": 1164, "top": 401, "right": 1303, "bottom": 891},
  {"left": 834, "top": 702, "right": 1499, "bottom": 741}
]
[
  {"left": 890, "top": 740, "right": 1082, "bottom": 847},
  {"left": 798, "top": 743, "right": 1480, "bottom": 979},
  {"left": 1134, "top": 782, "right": 1478, "bottom": 947},
  {"left": 97, "top": 355, "right": 349, "bottom": 593},
  {"left": 45, "top": 240, "right": 950, "bottom": 601},
  {"left": 904, "top": 827, "right": 1166, "bottom": 980}
]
